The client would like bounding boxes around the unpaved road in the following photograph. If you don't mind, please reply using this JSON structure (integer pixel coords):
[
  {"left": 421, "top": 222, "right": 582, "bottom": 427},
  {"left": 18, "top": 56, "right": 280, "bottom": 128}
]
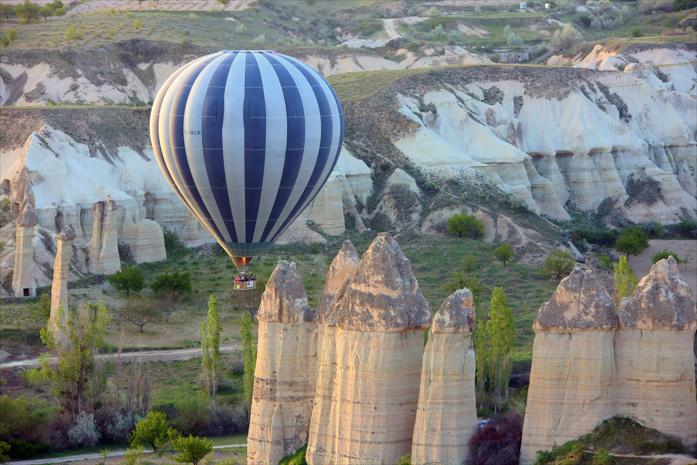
[
  {"left": 8, "top": 444, "right": 246, "bottom": 465},
  {"left": 0, "top": 344, "right": 239, "bottom": 369},
  {"left": 609, "top": 453, "right": 697, "bottom": 465}
]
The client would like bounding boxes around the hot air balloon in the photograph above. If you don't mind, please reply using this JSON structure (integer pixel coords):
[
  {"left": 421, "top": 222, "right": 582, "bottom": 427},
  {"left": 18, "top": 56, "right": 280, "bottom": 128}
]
[{"left": 150, "top": 50, "right": 344, "bottom": 289}]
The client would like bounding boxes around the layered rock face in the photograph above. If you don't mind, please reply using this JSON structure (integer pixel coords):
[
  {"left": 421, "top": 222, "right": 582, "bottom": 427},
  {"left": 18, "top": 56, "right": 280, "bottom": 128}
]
[
  {"left": 411, "top": 289, "right": 477, "bottom": 465},
  {"left": 306, "top": 233, "right": 431, "bottom": 465},
  {"left": 520, "top": 266, "right": 618, "bottom": 465},
  {"left": 11, "top": 202, "right": 38, "bottom": 297},
  {"left": 50, "top": 225, "right": 75, "bottom": 331},
  {"left": 88, "top": 196, "right": 120, "bottom": 275},
  {"left": 521, "top": 259, "right": 697, "bottom": 463},
  {"left": 307, "top": 241, "right": 360, "bottom": 464},
  {"left": 247, "top": 261, "right": 317, "bottom": 465},
  {"left": 614, "top": 257, "right": 697, "bottom": 447}
]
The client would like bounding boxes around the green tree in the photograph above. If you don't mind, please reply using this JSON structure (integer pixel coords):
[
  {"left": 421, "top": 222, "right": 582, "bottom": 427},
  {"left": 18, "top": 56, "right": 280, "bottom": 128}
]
[
  {"left": 443, "top": 272, "right": 484, "bottom": 305},
  {"left": 613, "top": 256, "right": 638, "bottom": 303},
  {"left": 487, "top": 287, "right": 515, "bottom": 404},
  {"left": 615, "top": 226, "right": 649, "bottom": 257},
  {"left": 170, "top": 433, "right": 213, "bottom": 465},
  {"left": 478, "top": 288, "right": 516, "bottom": 410},
  {"left": 130, "top": 411, "right": 170, "bottom": 454},
  {"left": 29, "top": 303, "right": 111, "bottom": 419},
  {"left": 5, "top": 28, "right": 16, "bottom": 41},
  {"left": 0, "top": 441, "right": 9, "bottom": 464},
  {"left": 446, "top": 213, "right": 484, "bottom": 239},
  {"left": 108, "top": 266, "right": 145, "bottom": 296},
  {"left": 543, "top": 249, "right": 575, "bottom": 279},
  {"left": 240, "top": 312, "right": 257, "bottom": 409},
  {"left": 150, "top": 270, "right": 192, "bottom": 299},
  {"left": 15, "top": 1, "right": 40, "bottom": 24},
  {"left": 493, "top": 243, "right": 514, "bottom": 266},
  {"left": 651, "top": 250, "right": 684, "bottom": 264},
  {"left": 200, "top": 294, "right": 221, "bottom": 399},
  {"left": 65, "top": 24, "right": 83, "bottom": 40}
]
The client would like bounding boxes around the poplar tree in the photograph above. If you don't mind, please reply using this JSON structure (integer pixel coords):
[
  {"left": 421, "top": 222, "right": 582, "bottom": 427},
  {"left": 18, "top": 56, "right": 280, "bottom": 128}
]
[
  {"left": 482, "top": 287, "right": 516, "bottom": 411},
  {"left": 200, "top": 294, "right": 221, "bottom": 399},
  {"left": 613, "top": 256, "right": 638, "bottom": 304},
  {"left": 240, "top": 312, "right": 257, "bottom": 410}
]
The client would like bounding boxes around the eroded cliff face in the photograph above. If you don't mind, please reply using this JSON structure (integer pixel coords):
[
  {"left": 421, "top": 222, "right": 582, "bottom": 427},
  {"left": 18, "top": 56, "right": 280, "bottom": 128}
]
[
  {"left": 247, "top": 260, "right": 317, "bottom": 465},
  {"left": 521, "top": 258, "right": 697, "bottom": 464},
  {"left": 307, "top": 233, "right": 431, "bottom": 465},
  {"left": 0, "top": 109, "right": 372, "bottom": 291},
  {"left": 411, "top": 289, "right": 477, "bottom": 465}
]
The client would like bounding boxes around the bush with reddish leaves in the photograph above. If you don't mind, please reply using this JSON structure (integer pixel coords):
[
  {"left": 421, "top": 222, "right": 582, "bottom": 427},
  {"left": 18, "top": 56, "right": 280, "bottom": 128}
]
[{"left": 468, "top": 412, "right": 523, "bottom": 465}]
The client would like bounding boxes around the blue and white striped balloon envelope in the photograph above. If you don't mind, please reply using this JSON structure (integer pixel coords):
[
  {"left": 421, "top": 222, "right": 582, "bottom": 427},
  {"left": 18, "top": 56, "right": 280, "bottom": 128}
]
[{"left": 150, "top": 51, "right": 344, "bottom": 267}]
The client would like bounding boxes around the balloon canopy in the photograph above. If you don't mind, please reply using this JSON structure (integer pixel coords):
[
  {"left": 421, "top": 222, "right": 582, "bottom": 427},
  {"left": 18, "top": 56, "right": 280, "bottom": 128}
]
[{"left": 149, "top": 50, "right": 344, "bottom": 265}]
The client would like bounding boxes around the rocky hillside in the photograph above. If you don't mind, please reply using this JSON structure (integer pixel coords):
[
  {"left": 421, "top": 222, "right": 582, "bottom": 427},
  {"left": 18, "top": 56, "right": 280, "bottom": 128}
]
[{"left": 333, "top": 48, "right": 696, "bottom": 228}]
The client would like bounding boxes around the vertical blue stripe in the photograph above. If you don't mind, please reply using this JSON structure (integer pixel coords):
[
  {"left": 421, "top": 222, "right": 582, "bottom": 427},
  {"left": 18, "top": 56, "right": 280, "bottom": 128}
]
[
  {"left": 202, "top": 52, "right": 238, "bottom": 243},
  {"left": 270, "top": 57, "right": 334, "bottom": 242},
  {"left": 168, "top": 55, "right": 227, "bottom": 242},
  {"left": 259, "top": 53, "right": 306, "bottom": 242},
  {"left": 243, "top": 53, "right": 266, "bottom": 242}
]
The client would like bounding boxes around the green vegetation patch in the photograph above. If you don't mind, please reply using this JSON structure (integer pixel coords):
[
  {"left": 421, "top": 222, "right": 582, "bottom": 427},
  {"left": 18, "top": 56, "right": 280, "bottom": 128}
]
[{"left": 534, "top": 416, "right": 689, "bottom": 465}]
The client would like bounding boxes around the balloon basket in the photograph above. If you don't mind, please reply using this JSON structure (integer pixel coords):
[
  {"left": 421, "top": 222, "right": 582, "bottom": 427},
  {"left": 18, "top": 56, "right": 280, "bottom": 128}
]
[{"left": 233, "top": 272, "right": 256, "bottom": 291}]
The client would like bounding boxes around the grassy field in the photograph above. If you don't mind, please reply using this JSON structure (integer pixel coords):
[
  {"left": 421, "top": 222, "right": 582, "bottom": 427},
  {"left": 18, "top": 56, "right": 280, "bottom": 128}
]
[{"left": 0, "top": 232, "right": 557, "bottom": 364}]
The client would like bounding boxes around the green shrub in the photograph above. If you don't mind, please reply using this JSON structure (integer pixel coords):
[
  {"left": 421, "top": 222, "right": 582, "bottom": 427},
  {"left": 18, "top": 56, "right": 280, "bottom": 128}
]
[
  {"left": 395, "top": 454, "right": 411, "bottom": 465},
  {"left": 358, "top": 19, "right": 383, "bottom": 36},
  {"left": 651, "top": 250, "right": 684, "bottom": 264},
  {"left": 6, "top": 28, "right": 16, "bottom": 41},
  {"left": 630, "top": 27, "right": 643, "bottom": 37},
  {"left": 446, "top": 213, "right": 484, "bottom": 239},
  {"left": 130, "top": 411, "right": 170, "bottom": 453},
  {"left": 170, "top": 434, "right": 213, "bottom": 465},
  {"left": 615, "top": 226, "right": 649, "bottom": 256},
  {"left": 543, "top": 250, "right": 575, "bottom": 279},
  {"left": 65, "top": 25, "right": 84, "bottom": 41},
  {"left": 493, "top": 243, "right": 515, "bottom": 266},
  {"left": 592, "top": 449, "right": 613, "bottom": 465},
  {"left": 108, "top": 266, "right": 145, "bottom": 296},
  {"left": 280, "top": 445, "right": 308, "bottom": 465},
  {"left": 150, "top": 270, "right": 192, "bottom": 299},
  {"left": 134, "top": 19, "right": 143, "bottom": 29},
  {"left": 462, "top": 254, "right": 477, "bottom": 272},
  {"left": 163, "top": 228, "right": 184, "bottom": 254}
]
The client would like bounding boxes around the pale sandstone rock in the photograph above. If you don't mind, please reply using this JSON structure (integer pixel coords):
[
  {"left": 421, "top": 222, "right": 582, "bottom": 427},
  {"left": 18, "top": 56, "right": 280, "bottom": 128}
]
[
  {"left": 120, "top": 214, "right": 166, "bottom": 264},
  {"left": 11, "top": 202, "right": 37, "bottom": 297},
  {"left": 50, "top": 225, "right": 75, "bottom": 331},
  {"left": 371, "top": 169, "right": 423, "bottom": 231},
  {"left": 520, "top": 266, "right": 617, "bottom": 465},
  {"left": 614, "top": 257, "right": 697, "bottom": 447},
  {"left": 307, "top": 241, "right": 360, "bottom": 465},
  {"left": 247, "top": 261, "right": 317, "bottom": 465},
  {"left": 307, "top": 233, "right": 431, "bottom": 465},
  {"left": 88, "top": 196, "right": 121, "bottom": 275},
  {"left": 411, "top": 289, "right": 477, "bottom": 465}
]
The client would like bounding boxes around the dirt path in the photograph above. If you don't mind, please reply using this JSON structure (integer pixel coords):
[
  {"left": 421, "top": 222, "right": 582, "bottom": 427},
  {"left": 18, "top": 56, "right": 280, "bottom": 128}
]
[
  {"left": 0, "top": 344, "right": 239, "bottom": 369},
  {"left": 8, "top": 444, "right": 246, "bottom": 465},
  {"left": 609, "top": 453, "right": 697, "bottom": 465}
]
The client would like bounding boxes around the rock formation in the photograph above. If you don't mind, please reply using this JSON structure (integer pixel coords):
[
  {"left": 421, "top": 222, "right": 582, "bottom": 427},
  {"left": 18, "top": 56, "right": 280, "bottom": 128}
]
[
  {"left": 307, "top": 240, "right": 360, "bottom": 465},
  {"left": 521, "top": 259, "right": 697, "bottom": 463},
  {"left": 11, "top": 201, "right": 38, "bottom": 297},
  {"left": 120, "top": 208, "right": 167, "bottom": 264},
  {"left": 411, "top": 288, "right": 477, "bottom": 465},
  {"left": 50, "top": 225, "right": 75, "bottom": 331},
  {"left": 614, "top": 257, "right": 697, "bottom": 447},
  {"left": 306, "top": 233, "right": 431, "bottom": 465},
  {"left": 520, "top": 266, "right": 618, "bottom": 465},
  {"left": 247, "top": 261, "right": 317, "bottom": 465},
  {"left": 88, "top": 196, "right": 120, "bottom": 275}
]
